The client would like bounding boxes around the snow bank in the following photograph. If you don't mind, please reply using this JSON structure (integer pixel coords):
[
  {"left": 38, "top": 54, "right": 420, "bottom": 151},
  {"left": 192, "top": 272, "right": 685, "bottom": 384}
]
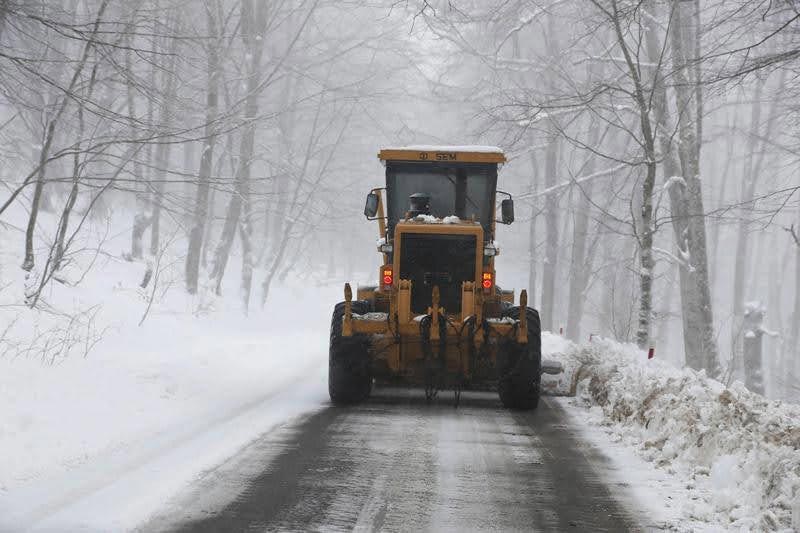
[
  {"left": 0, "top": 210, "right": 337, "bottom": 530},
  {"left": 0, "top": 278, "right": 335, "bottom": 530},
  {"left": 540, "top": 332, "right": 581, "bottom": 395},
  {"left": 547, "top": 337, "right": 800, "bottom": 531},
  {"left": 0, "top": 296, "right": 328, "bottom": 487}
]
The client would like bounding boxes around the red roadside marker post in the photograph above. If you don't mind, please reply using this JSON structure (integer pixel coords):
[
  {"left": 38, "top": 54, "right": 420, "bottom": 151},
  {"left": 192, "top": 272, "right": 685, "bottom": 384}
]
[{"left": 647, "top": 347, "right": 655, "bottom": 359}]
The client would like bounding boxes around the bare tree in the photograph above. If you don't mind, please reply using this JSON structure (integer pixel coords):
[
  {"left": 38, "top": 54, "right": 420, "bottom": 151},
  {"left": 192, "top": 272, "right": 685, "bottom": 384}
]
[
  {"left": 20, "top": 0, "right": 110, "bottom": 272},
  {"left": 186, "top": 1, "right": 221, "bottom": 294},
  {"left": 565, "top": 115, "right": 607, "bottom": 342},
  {"left": 730, "top": 72, "right": 786, "bottom": 377},
  {"left": 668, "top": 0, "right": 719, "bottom": 375},
  {"left": 208, "top": 0, "right": 269, "bottom": 300},
  {"left": 149, "top": 15, "right": 180, "bottom": 258},
  {"left": 540, "top": 128, "right": 559, "bottom": 332}
]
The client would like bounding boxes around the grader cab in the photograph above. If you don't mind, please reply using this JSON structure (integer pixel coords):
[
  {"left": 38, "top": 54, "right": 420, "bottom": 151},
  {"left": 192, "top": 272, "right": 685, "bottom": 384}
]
[{"left": 329, "top": 146, "right": 542, "bottom": 409}]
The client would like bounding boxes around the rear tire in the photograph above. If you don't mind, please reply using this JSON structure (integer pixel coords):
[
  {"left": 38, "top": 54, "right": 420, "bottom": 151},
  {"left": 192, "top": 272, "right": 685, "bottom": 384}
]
[
  {"left": 497, "top": 306, "right": 542, "bottom": 410},
  {"left": 328, "top": 300, "right": 372, "bottom": 405}
]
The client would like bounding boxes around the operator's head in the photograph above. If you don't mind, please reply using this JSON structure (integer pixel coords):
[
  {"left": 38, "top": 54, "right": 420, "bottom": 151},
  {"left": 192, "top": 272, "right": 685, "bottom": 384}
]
[{"left": 408, "top": 193, "right": 431, "bottom": 217}]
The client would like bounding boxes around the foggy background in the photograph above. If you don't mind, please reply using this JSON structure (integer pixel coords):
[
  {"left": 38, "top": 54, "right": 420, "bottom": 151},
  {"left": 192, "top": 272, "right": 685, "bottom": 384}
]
[{"left": 0, "top": 0, "right": 798, "bottom": 401}]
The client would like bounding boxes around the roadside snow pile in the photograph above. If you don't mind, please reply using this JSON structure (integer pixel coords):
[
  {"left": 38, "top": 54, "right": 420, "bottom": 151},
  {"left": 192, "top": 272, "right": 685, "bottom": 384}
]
[
  {"left": 550, "top": 337, "right": 800, "bottom": 531},
  {"left": 540, "top": 332, "right": 579, "bottom": 395},
  {"left": 0, "top": 278, "right": 335, "bottom": 530},
  {"left": 0, "top": 211, "right": 338, "bottom": 530}
]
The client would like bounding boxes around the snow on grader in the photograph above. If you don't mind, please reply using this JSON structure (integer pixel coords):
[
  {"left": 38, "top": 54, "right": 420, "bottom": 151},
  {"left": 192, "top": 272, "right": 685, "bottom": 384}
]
[{"left": 329, "top": 146, "right": 559, "bottom": 409}]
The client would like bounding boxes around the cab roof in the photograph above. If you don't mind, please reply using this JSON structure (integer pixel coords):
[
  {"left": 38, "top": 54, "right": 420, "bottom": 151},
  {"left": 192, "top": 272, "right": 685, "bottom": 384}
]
[{"left": 378, "top": 145, "right": 506, "bottom": 164}]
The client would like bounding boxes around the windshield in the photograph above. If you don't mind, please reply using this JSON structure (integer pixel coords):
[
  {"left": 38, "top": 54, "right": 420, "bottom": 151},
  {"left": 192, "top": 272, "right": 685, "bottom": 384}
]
[{"left": 385, "top": 162, "right": 496, "bottom": 238}]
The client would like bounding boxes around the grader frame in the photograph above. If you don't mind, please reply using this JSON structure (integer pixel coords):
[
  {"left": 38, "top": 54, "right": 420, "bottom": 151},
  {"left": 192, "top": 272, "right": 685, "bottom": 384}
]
[{"left": 328, "top": 147, "right": 542, "bottom": 409}]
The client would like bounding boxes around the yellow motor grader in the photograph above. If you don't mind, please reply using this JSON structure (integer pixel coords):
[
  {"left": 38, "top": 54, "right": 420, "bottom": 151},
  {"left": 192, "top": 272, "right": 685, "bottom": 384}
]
[{"left": 329, "top": 146, "right": 542, "bottom": 409}]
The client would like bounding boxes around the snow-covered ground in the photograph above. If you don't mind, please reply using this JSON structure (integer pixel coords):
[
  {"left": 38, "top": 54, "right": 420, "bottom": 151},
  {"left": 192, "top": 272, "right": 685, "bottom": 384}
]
[
  {"left": 0, "top": 212, "right": 340, "bottom": 531},
  {"left": 0, "top": 296, "right": 332, "bottom": 530},
  {"left": 544, "top": 333, "right": 800, "bottom": 532},
  {"left": 3, "top": 210, "right": 798, "bottom": 532}
]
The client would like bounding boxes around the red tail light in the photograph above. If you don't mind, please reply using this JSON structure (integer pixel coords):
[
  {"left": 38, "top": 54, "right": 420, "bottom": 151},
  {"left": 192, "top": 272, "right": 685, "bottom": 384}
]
[
  {"left": 382, "top": 267, "right": 393, "bottom": 288},
  {"left": 482, "top": 271, "right": 493, "bottom": 290}
]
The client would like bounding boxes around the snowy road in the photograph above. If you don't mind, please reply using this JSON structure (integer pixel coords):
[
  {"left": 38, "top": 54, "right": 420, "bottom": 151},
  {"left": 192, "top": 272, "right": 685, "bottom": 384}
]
[{"left": 145, "top": 388, "right": 642, "bottom": 532}]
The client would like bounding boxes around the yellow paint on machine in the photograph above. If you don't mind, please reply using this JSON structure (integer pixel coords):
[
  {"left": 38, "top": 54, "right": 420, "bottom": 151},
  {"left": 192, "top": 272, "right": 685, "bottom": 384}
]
[
  {"left": 378, "top": 149, "right": 507, "bottom": 164},
  {"left": 336, "top": 145, "right": 538, "bottom": 393}
]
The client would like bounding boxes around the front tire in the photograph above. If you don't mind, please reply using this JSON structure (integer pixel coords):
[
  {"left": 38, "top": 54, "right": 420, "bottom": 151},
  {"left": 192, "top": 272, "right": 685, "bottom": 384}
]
[
  {"left": 497, "top": 306, "right": 542, "bottom": 410},
  {"left": 328, "top": 300, "right": 372, "bottom": 405}
]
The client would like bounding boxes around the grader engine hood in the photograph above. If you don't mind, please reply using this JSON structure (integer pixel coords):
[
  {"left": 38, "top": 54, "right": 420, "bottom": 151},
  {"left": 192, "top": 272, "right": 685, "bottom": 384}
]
[{"left": 394, "top": 220, "right": 483, "bottom": 315}]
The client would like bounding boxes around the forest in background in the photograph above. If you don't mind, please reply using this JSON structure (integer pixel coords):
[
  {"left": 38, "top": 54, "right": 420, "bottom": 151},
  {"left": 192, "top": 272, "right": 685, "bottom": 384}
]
[{"left": 0, "top": 0, "right": 798, "bottom": 401}]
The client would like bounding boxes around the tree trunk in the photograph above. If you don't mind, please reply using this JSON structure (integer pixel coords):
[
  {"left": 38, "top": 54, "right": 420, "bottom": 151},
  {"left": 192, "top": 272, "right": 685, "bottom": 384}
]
[
  {"left": 182, "top": 140, "right": 196, "bottom": 223},
  {"left": 185, "top": 6, "right": 219, "bottom": 294},
  {"left": 731, "top": 81, "right": 764, "bottom": 378},
  {"left": 691, "top": 0, "right": 703, "bottom": 165},
  {"left": 22, "top": 122, "right": 56, "bottom": 272},
  {"left": 635, "top": 163, "right": 657, "bottom": 350},
  {"left": 655, "top": 262, "right": 677, "bottom": 355},
  {"left": 527, "top": 150, "right": 539, "bottom": 308},
  {"left": 538, "top": 10, "right": 562, "bottom": 331},
  {"left": 709, "top": 109, "right": 736, "bottom": 280},
  {"left": 600, "top": 236, "right": 616, "bottom": 335},
  {"left": 606, "top": 0, "right": 658, "bottom": 349},
  {"left": 790, "top": 215, "right": 800, "bottom": 399},
  {"left": 54, "top": 72, "right": 94, "bottom": 270},
  {"left": 210, "top": 0, "right": 268, "bottom": 307},
  {"left": 125, "top": 1, "right": 148, "bottom": 260},
  {"left": 21, "top": 0, "right": 108, "bottom": 272},
  {"left": 269, "top": 77, "right": 297, "bottom": 259},
  {"left": 238, "top": 0, "right": 270, "bottom": 311},
  {"left": 132, "top": 214, "right": 151, "bottom": 260},
  {"left": 540, "top": 132, "right": 558, "bottom": 332},
  {"left": 669, "top": 0, "right": 719, "bottom": 375},
  {"left": 257, "top": 166, "right": 273, "bottom": 267},
  {"left": 201, "top": 180, "right": 217, "bottom": 268},
  {"left": 149, "top": 145, "right": 169, "bottom": 255},
  {"left": 644, "top": 0, "right": 700, "bottom": 368},
  {"left": 149, "top": 22, "right": 179, "bottom": 257},
  {"left": 140, "top": 21, "right": 157, "bottom": 255},
  {"left": 209, "top": 190, "right": 241, "bottom": 295},
  {"left": 742, "top": 303, "right": 765, "bottom": 395},
  {"left": 766, "top": 233, "right": 786, "bottom": 398},
  {"left": 731, "top": 71, "right": 785, "bottom": 377},
  {"left": 566, "top": 148, "right": 596, "bottom": 342},
  {"left": 239, "top": 220, "right": 253, "bottom": 313}
]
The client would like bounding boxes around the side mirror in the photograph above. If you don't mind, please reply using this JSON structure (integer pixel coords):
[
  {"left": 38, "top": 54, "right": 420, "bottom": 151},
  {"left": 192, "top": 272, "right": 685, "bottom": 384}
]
[
  {"left": 364, "top": 192, "right": 379, "bottom": 218},
  {"left": 501, "top": 198, "right": 514, "bottom": 224}
]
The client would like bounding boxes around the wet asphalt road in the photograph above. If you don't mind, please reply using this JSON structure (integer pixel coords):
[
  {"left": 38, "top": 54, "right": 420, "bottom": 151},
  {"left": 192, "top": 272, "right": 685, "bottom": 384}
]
[{"left": 154, "top": 389, "right": 641, "bottom": 532}]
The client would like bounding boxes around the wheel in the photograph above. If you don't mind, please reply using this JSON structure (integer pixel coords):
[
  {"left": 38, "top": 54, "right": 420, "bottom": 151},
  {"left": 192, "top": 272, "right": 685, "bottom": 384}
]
[
  {"left": 497, "top": 306, "right": 542, "bottom": 410},
  {"left": 328, "top": 300, "right": 372, "bottom": 405}
]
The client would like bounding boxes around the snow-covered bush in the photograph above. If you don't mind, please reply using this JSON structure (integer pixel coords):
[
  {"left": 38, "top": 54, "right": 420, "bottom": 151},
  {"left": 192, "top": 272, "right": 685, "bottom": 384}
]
[{"left": 554, "top": 337, "right": 800, "bottom": 531}]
